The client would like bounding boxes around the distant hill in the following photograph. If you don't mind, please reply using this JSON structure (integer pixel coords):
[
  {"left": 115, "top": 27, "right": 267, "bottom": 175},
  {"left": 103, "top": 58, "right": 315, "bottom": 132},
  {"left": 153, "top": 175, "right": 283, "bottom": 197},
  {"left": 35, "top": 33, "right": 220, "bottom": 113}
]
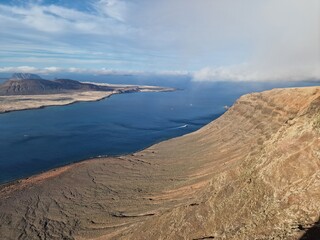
[
  {"left": 0, "top": 73, "right": 112, "bottom": 95},
  {"left": 11, "top": 73, "right": 43, "bottom": 80}
]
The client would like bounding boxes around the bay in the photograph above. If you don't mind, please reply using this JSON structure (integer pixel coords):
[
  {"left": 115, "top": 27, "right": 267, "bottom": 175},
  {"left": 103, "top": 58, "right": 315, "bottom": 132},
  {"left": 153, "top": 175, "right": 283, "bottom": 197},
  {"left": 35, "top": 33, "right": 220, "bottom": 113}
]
[{"left": 0, "top": 75, "right": 317, "bottom": 184}]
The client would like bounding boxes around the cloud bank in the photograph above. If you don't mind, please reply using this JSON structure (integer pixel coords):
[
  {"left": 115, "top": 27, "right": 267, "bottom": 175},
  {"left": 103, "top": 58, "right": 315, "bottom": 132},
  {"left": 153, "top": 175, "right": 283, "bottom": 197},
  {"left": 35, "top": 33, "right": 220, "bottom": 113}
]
[
  {"left": 0, "top": 0, "right": 319, "bottom": 81},
  {"left": 141, "top": 0, "right": 319, "bottom": 81},
  {"left": 193, "top": 64, "right": 320, "bottom": 82},
  {"left": 0, "top": 66, "right": 189, "bottom": 76}
]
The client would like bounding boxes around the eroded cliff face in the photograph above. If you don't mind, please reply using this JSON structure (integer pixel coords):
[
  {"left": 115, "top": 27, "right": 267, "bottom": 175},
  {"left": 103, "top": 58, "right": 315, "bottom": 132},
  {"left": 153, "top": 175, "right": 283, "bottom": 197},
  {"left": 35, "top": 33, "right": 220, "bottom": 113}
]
[
  {"left": 125, "top": 87, "right": 320, "bottom": 240},
  {"left": 0, "top": 87, "right": 319, "bottom": 240}
]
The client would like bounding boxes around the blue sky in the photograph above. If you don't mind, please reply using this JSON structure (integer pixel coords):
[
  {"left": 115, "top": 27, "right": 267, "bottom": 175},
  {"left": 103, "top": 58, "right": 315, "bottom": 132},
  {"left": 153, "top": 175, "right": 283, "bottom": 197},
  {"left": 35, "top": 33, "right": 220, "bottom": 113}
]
[{"left": 0, "top": 0, "right": 319, "bottom": 81}]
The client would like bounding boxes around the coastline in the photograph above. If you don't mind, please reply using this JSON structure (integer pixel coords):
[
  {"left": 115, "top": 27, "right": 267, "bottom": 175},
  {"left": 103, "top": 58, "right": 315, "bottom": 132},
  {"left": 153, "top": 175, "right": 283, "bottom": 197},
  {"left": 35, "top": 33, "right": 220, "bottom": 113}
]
[
  {"left": 0, "top": 85, "right": 175, "bottom": 114},
  {"left": 0, "top": 109, "right": 213, "bottom": 187},
  {"left": 0, "top": 91, "right": 116, "bottom": 114},
  {"left": 0, "top": 85, "right": 177, "bottom": 185},
  {"left": 2, "top": 87, "right": 319, "bottom": 239}
]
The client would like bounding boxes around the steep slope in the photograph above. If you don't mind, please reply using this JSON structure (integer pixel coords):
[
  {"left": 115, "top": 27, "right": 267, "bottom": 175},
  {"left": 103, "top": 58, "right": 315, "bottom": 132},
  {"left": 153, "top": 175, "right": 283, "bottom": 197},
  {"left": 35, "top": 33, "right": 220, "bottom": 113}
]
[
  {"left": 0, "top": 78, "right": 63, "bottom": 95},
  {"left": 0, "top": 86, "right": 319, "bottom": 240},
  {"left": 125, "top": 87, "right": 320, "bottom": 240},
  {"left": 52, "top": 79, "right": 112, "bottom": 91}
]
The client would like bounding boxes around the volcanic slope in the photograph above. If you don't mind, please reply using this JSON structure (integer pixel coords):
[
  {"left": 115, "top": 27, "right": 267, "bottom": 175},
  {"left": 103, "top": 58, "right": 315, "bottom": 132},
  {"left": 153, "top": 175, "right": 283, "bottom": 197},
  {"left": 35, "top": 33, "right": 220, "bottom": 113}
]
[
  {"left": 0, "top": 74, "right": 113, "bottom": 95},
  {"left": 0, "top": 86, "right": 319, "bottom": 240}
]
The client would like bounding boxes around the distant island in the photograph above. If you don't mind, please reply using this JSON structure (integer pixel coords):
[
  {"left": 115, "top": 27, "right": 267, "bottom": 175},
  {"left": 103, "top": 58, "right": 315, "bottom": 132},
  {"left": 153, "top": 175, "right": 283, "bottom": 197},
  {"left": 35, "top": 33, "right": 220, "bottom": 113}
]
[{"left": 0, "top": 73, "right": 175, "bottom": 113}]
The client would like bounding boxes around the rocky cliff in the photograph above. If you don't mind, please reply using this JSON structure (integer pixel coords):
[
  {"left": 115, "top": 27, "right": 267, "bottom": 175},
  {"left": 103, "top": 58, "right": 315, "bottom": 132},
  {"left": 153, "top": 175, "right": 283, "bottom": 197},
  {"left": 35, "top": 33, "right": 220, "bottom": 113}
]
[{"left": 0, "top": 86, "right": 319, "bottom": 240}]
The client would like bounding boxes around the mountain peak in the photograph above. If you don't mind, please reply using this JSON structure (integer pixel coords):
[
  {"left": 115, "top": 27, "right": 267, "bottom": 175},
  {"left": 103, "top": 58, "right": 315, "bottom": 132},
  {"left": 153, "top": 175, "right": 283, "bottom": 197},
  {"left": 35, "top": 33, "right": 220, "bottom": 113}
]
[{"left": 11, "top": 73, "right": 42, "bottom": 80}]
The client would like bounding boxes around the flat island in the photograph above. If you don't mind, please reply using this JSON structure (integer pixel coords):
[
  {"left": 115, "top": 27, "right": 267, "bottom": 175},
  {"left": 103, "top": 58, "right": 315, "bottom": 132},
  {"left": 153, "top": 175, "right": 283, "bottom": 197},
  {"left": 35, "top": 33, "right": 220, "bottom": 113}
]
[{"left": 0, "top": 73, "right": 175, "bottom": 113}]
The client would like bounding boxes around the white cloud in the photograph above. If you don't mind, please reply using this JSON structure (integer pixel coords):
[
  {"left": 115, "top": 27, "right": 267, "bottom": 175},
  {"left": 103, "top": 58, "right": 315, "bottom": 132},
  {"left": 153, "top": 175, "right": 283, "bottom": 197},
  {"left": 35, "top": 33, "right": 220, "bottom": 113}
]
[
  {"left": 0, "top": 3, "right": 132, "bottom": 35},
  {"left": 94, "top": 0, "right": 128, "bottom": 22},
  {"left": 0, "top": 66, "right": 190, "bottom": 76},
  {"left": 0, "top": 66, "right": 112, "bottom": 75},
  {"left": 193, "top": 64, "right": 320, "bottom": 82},
  {"left": 139, "top": 0, "right": 320, "bottom": 81},
  {"left": 0, "top": 66, "right": 62, "bottom": 74},
  {"left": 0, "top": 0, "right": 319, "bottom": 79}
]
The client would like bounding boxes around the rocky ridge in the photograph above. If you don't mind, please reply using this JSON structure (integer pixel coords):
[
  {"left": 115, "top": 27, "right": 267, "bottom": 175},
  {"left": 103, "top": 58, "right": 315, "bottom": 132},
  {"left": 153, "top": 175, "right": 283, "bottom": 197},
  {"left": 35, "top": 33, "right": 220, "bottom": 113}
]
[{"left": 0, "top": 74, "right": 113, "bottom": 95}]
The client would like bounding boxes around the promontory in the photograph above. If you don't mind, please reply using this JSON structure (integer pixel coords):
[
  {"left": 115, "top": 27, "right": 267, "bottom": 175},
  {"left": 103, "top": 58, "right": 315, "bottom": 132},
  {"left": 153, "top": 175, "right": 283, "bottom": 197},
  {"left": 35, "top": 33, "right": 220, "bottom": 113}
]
[{"left": 0, "top": 73, "right": 174, "bottom": 113}]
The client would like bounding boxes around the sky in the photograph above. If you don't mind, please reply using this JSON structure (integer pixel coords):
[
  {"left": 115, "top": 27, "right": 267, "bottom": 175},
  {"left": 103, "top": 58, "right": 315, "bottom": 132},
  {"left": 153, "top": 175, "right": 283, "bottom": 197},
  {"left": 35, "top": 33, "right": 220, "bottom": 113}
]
[{"left": 0, "top": 0, "right": 319, "bottom": 81}]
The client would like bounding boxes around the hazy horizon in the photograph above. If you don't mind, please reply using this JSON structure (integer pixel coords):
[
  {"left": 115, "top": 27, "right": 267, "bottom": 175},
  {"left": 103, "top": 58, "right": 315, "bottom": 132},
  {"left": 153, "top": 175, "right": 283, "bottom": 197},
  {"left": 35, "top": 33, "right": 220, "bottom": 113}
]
[{"left": 0, "top": 0, "right": 319, "bottom": 82}]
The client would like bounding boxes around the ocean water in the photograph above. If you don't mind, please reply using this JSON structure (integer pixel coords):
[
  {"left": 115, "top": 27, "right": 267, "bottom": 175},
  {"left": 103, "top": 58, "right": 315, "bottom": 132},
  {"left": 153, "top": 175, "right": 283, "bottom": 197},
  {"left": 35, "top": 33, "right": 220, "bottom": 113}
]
[{"left": 0, "top": 75, "right": 317, "bottom": 184}]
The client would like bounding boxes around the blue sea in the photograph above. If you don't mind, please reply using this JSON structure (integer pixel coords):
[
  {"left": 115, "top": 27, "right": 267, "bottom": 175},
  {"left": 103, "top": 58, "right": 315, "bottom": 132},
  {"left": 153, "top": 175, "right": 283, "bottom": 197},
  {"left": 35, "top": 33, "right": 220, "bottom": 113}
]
[{"left": 0, "top": 74, "right": 317, "bottom": 184}]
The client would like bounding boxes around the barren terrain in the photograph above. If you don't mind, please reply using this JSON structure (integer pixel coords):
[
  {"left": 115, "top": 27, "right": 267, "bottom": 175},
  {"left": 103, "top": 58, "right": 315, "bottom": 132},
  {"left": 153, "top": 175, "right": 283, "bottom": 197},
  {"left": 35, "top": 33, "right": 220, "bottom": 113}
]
[
  {"left": 0, "top": 85, "right": 174, "bottom": 113},
  {"left": 0, "top": 86, "right": 319, "bottom": 240},
  {"left": 0, "top": 91, "right": 114, "bottom": 113}
]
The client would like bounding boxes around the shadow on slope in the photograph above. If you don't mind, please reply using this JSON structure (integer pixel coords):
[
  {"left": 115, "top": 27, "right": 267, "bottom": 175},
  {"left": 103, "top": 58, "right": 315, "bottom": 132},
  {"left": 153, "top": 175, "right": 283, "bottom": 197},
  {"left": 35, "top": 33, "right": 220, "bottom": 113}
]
[{"left": 299, "top": 218, "right": 320, "bottom": 240}]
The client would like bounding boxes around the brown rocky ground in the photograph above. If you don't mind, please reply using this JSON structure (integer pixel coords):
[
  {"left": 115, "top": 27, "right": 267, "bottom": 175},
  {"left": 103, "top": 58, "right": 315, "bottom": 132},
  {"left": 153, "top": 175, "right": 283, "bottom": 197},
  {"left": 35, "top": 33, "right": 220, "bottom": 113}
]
[{"left": 0, "top": 86, "right": 319, "bottom": 240}]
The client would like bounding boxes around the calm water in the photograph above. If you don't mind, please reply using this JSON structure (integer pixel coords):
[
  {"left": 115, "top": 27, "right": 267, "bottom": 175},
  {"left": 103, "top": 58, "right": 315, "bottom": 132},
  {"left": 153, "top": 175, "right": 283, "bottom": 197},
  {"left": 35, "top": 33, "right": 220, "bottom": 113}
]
[{"left": 0, "top": 75, "right": 318, "bottom": 184}]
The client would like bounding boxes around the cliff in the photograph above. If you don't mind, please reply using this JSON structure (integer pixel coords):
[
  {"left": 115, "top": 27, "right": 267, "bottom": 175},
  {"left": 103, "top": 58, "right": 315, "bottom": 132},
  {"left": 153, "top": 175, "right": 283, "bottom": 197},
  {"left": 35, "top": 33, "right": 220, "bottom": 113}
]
[{"left": 0, "top": 86, "right": 319, "bottom": 240}]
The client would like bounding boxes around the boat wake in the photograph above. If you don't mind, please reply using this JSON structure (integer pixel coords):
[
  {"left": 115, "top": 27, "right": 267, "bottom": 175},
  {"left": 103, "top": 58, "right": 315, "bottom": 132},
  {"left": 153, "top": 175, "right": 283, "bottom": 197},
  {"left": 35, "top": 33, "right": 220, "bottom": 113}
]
[
  {"left": 113, "top": 122, "right": 188, "bottom": 131},
  {"left": 171, "top": 124, "right": 188, "bottom": 130}
]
